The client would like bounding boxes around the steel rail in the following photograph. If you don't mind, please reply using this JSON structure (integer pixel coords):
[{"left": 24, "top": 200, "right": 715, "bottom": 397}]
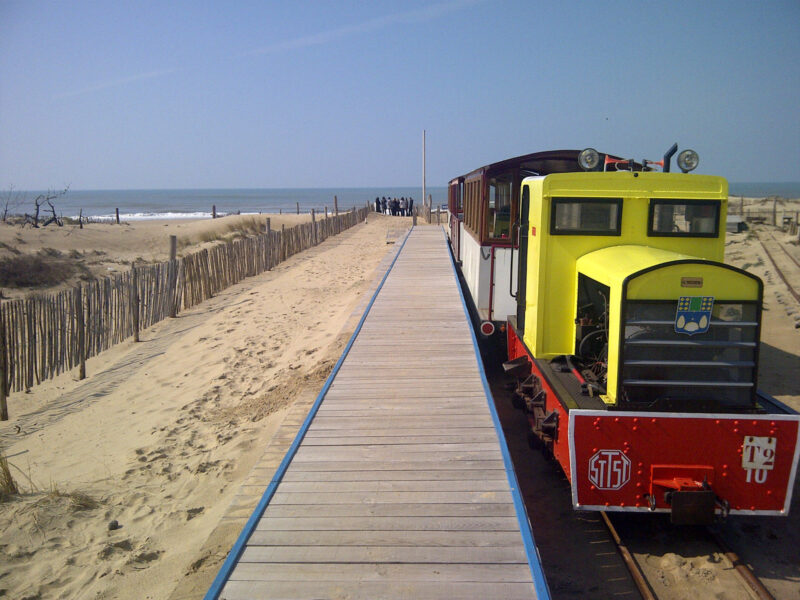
[
  {"left": 707, "top": 529, "right": 776, "bottom": 600},
  {"left": 602, "top": 512, "right": 776, "bottom": 600},
  {"left": 759, "top": 237, "right": 800, "bottom": 304},
  {"left": 599, "top": 512, "right": 656, "bottom": 600},
  {"left": 770, "top": 232, "right": 800, "bottom": 270}
]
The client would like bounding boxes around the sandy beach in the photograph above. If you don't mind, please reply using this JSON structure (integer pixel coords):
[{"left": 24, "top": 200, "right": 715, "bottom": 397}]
[
  {"left": 0, "top": 199, "right": 798, "bottom": 599},
  {"left": 0, "top": 213, "right": 323, "bottom": 300},
  {"left": 0, "top": 213, "right": 411, "bottom": 599}
]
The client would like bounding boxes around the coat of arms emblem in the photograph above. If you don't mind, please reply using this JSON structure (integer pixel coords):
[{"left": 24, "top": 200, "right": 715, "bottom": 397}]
[{"left": 675, "top": 296, "right": 714, "bottom": 335}]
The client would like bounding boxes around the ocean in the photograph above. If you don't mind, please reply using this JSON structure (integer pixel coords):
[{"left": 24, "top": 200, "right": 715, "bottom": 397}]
[
  {"left": 8, "top": 182, "right": 799, "bottom": 221},
  {"left": 727, "top": 182, "right": 800, "bottom": 199},
  {"left": 8, "top": 187, "right": 448, "bottom": 220}
]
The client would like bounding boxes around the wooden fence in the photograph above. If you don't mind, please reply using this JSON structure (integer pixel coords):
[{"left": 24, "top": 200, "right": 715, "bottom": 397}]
[
  {"left": 728, "top": 196, "right": 798, "bottom": 229},
  {"left": 0, "top": 206, "right": 369, "bottom": 414}
]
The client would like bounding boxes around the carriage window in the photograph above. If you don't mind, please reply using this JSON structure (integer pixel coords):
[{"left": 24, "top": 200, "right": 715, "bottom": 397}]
[
  {"left": 551, "top": 198, "right": 622, "bottom": 235},
  {"left": 649, "top": 200, "right": 720, "bottom": 237},
  {"left": 463, "top": 178, "right": 482, "bottom": 237},
  {"left": 488, "top": 178, "right": 512, "bottom": 239}
]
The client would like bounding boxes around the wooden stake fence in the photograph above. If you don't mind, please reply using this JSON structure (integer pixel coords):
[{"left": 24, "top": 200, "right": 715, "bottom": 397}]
[{"left": 0, "top": 207, "right": 368, "bottom": 415}]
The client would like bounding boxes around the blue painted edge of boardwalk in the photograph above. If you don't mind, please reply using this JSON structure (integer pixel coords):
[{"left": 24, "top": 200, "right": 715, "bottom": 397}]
[
  {"left": 204, "top": 227, "right": 413, "bottom": 600},
  {"left": 440, "top": 226, "right": 552, "bottom": 600}
]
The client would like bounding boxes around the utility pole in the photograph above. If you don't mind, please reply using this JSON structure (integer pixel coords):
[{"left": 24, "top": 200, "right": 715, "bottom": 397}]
[{"left": 422, "top": 130, "right": 427, "bottom": 210}]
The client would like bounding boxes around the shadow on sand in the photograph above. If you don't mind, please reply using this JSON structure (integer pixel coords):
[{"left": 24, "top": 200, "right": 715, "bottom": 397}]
[{"left": 758, "top": 341, "right": 800, "bottom": 399}]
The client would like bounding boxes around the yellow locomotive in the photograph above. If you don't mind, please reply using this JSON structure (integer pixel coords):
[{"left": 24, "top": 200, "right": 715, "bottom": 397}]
[{"left": 448, "top": 147, "right": 800, "bottom": 524}]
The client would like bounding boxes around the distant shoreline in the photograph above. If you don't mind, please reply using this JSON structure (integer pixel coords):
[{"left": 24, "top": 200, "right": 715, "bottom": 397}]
[
  {"left": 4, "top": 187, "right": 447, "bottom": 219},
  {"left": 727, "top": 181, "right": 800, "bottom": 197},
  {"left": 5, "top": 183, "right": 799, "bottom": 220}
]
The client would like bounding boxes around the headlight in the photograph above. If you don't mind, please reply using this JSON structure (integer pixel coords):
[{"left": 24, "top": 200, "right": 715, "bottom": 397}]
[
  {"left": 578, "top": 148, "right": 601, "bottom": 171},
  {"left": 677, "top": 149, "right": 699, "bottom": 172}
]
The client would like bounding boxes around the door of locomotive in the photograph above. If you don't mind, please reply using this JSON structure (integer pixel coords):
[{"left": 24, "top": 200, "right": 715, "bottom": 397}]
[
  {"left": 448, "top": 179, "right": 463, "bottom": 261},
  {"left": 515, "top": 185, "right": 530, "bottom": 331}
]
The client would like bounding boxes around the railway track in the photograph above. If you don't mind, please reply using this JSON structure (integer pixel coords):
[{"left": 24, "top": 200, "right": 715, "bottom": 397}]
[
  {"left": 758, "top": 231, "right": 800, "bottom": 304},
  {"left": 602, "top": 513, "right": 775, "bottom": 600},
  {"left": 487, "top": 350, "right": 788, "bottom": 599}
]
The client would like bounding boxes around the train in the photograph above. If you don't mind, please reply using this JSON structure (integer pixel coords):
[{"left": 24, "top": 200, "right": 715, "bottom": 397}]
[{"left": 447, "top": 146, "right": 800, "bottom": 524}]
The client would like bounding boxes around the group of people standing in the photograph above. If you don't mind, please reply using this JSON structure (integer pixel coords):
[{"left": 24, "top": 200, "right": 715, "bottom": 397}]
[{"left": 375, "top": 196, "right": 414, "bottom": 216}]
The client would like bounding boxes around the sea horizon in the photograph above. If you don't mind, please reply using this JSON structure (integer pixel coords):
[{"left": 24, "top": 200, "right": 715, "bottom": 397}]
[
  {"left": 5, "top": 187, "right": 448, "bottom": 220},
  {"left": 5, "top": 181, "right": 799, "bottom": 221}
]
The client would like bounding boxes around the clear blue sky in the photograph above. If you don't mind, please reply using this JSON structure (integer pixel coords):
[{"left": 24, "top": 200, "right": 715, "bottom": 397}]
[{"left": 2, "top": 0, "right": 798, "bottom": 190}]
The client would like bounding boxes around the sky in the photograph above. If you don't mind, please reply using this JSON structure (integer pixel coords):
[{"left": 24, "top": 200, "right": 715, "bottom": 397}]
[{"left": 1, "top": 0, "right": 799, "bottom": 190}]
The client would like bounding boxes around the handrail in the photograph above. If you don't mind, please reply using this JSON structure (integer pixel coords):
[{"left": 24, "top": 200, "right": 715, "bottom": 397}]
[{"left": 509, "top": 219, "right": 519, "bottom": 299}]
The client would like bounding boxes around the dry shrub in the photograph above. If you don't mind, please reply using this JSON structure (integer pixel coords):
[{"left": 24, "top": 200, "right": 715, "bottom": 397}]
[
  {"left": 0, "top": 253, "right": 76, "bottom": 287},
  {"left": 66, "top": 491, "right": 99, "bottom": 511},
  {"left": 0, "top": 447, "right": 19, "bottom": 501},
  {"left": 0, "top": 241, "right": 20, "bottom": 255},
  {"left": 44, "top": 485, "right": 99, "bottom": 511}
]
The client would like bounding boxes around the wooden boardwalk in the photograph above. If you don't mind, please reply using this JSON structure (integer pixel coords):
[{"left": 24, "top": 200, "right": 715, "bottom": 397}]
[{"left": 210, "top": 227, "right": 548, "bottom": 600}]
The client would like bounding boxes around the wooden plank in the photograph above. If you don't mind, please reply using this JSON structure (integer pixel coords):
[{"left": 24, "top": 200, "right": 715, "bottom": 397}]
[
  {"left": 327, "top": 382, "right": 484, "bottom": 391},
  {"left": 221, "top": 580, "right": 536, "bottom": 600},
  {"left": 239, "top": 545, "right": 527, "bottom": 564},
  {"left": 259, "top": 502, "right": 516, "bottom": 518},
  {"left": 313, "top": 399, "right": 489, "bottom": 408},
  {"left": 312, "top": 408, "right": 490, "bottom": 418},
  {"left": 247, "top": 529, "right": 524, "bottom": 547},
  {"left": 226, "top": 562, "right": 532, "bottom": 582},
  {"left": 290, "top": 450, "right": 503, "bottom": 463},
  {"left": 330, "top": 374, "right": 483, "bottom": 383},
  {"left": 293, "top": 442, "right": 501, "bottom": 455},
  {"left": 300, "top": 434, "right": 500, "bottom": 445},
  {"left": 301, "top": 427, "right": 498, "bottom": 439},
  {"left": 279, "top": 469, "right": 508, "bottom": 482},
  {"left": 269, "top": 490, "right": 512, "bottom": 505},
  {"left": 267, "top": 479, "right": 511, "bottom": 493},
  {"left": 306, "top": 417, "right": 495, "bottom": 429},
  {"left": 254, "top": 516, "right": 520, "bottom": 532},
  {"left": 319, "top": 389, "right": 488, "bottom": 399}
]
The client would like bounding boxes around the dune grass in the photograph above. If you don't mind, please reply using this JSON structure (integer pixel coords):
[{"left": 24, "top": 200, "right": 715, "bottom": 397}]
[
  {"left": 181, "top": 216, "right": 266, "bottom": 248},
  {"left": 0, "top": 249, "right": 94, "bottom": 288},
  {"left": 0, "top": 252, "right": 76, "bottom": 288},
  {"left": 44, "top": 486, "right": 99, "bottom": 510},
  {"left": 0, "top": 447, "right": 19, "bottom": 502}
]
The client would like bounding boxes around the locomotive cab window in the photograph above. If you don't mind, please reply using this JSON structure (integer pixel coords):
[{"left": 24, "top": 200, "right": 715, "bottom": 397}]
[
  {"left": 648, "top": 199, "right": 720, "bottom": 237},
  {"left": 551, "top": 197, "right": 622, "bottom": 235}
]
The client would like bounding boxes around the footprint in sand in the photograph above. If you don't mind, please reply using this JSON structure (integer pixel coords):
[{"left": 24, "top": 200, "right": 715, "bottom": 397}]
[
  {"left": 129, "top": 549, "right": 162, "bottom": 564},
  {"left": 98, "top": 539, "right": 134, "bottom": 560},
  {"left": 186, "top": 507, "right": 205, "bottom": 521}
]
